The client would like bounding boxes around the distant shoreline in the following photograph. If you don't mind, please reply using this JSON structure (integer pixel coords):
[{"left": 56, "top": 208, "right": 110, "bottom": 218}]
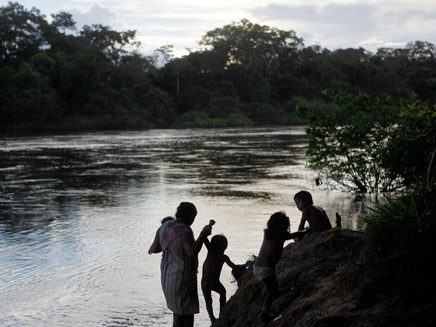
[{"left": 1, "top": 119, "right": 306, "bottom": 137}]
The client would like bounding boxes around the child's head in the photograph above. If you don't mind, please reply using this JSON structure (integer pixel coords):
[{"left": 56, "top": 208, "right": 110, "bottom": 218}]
[
  {"left": 161, "top": 216, "right": 175, "bottom": 224},
  {"left": 294, "top": 190, "right": 313, "bottom": 211},
  {"left": 265, "top": 211, "right": 290, "bottom": 239},
  {"left": 175, "top": 202, "right": 197, "bottom": 226},
  {"left": 210, "top": 234, "right": 228, "bottom": 253}
]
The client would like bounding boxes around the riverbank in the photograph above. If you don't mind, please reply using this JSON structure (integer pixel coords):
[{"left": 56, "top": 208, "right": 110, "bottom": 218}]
[
  {"left": 214, "top": 229, "right": 436, "bottom": 327},
  {"left": 1, "top": 111, "right": 307, "bottom": 135}
]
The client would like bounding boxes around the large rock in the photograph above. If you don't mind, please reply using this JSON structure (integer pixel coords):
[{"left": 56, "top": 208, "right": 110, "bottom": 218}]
[{"left": 213, "top": 229, "right": 435, "bottom": 327}]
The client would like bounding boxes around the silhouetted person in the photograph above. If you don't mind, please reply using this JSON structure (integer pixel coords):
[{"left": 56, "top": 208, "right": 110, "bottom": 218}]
[
  {"left": 148, "top": 202, "right": 212, "bottom": 327},
  {"left": 294, "top": 190, "right": 332, "bottom": 233},
  {"left": 201, "top": 234, "right": 236, "bottom": 323},
  {"left": 254, "top": 211, "right": 307, "bottom": 321}
]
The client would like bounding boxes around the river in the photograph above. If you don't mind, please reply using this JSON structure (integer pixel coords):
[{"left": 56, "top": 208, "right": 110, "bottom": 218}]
[{"left": 0, "top": 127, "right": 366, "bottom": 326}]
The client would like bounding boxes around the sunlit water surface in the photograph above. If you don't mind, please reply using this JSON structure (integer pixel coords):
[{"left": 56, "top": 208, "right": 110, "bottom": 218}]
[{"left": 0, "top": 127, "right": 367, "bottom": 326}]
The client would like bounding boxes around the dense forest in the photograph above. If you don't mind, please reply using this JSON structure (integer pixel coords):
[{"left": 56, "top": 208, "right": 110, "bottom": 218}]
[{"left": 1, "top": 2, "right": 436, "bottom": 132}]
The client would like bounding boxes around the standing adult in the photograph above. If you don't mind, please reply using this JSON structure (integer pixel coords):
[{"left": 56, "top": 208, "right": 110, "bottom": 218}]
[{"left": 149, "top": 202, "right": 212, "bottom": 327}]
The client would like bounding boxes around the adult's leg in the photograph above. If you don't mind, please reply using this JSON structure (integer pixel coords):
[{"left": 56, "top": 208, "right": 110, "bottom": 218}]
[
  {"left": 173, "top": 314, "right": 194, "bottom": 327},
  {"left": 173, "top": 313, "right": 183, "bottom": 327},
  {"left": 183, "top": 314, "right": 194, "bottom": 327}
]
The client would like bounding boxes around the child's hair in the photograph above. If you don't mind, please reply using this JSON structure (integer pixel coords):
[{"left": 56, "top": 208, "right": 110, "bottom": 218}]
[
  {"left": 161, "top": 216, "right": 175, "bottom": 224},
  {"left": 175, "top": 202, "right": 197, "bottom": 223},
  {"left": 264, "top": 211, "right": 290, "bottom": 240},
  {"left": 294, "top": 190, "right": 314, "bottom": 205},
  {"left": 210, "top": 234, "right": 228, "bottom": 253}
]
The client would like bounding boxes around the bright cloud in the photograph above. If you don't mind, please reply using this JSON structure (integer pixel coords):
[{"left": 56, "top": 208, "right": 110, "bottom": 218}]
[
  {"left": 61, "top": 3, "right": 127, "bottom": 30},
  {"left": 2, "top": 0, "right": 436, "bottom": 56}
]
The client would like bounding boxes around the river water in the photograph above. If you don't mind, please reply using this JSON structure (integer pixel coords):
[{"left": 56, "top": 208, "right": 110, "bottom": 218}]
[{"left": 0, "top": 127, "right": 366, "bottom": 326}]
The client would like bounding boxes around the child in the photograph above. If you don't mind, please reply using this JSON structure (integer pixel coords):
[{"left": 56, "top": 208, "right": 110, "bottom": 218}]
[
  {"left": 148, "top": 216, "right": 175, "bottom": 254},
  {"left": 254, "top": 211, "right": 306, "bottom": 321},
  {"left": 201, "top": 234, "right": 236, "bottom": 323},
  {"left": 294, "top": 190, "right": 332, "bottom": 233}
]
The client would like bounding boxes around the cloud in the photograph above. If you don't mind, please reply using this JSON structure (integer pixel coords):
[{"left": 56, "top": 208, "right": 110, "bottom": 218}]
[
  {"left": 251, "top": 3, "right": 378, "bottom": 48},
  {"left": 62, "top": 3, "right": 127, "bottom": 30},
  {"left": 110, "top": 1, "right": 250, "bottom": 56},
  {"left": 250, "top": 1, "right": 436, "bottom": 51},
  {"left": 45, "top": 0, "right": 436, "bottom": 55}
]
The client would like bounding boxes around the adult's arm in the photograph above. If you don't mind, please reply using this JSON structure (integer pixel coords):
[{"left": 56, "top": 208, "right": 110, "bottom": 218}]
[
  {"left": 181, "top": 225, "right": 212, "bottom": 259},
  {"left": 148, "top": 228, "right": 162, "bottom": 254},
  {"left": 204, "top": 237, "right": 211, "bottom": 250}
]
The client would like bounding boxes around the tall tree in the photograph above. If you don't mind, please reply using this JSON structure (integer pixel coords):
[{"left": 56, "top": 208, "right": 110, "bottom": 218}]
[
  {"left": 0, "top": 2, "right": 46, "bottom": 65},
  {"left": 200, "top": 18, "right": 303, "bottom": 73}
]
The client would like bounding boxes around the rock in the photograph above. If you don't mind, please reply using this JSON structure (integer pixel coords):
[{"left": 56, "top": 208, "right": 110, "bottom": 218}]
[{"left": 213, "top": 229, "right": 436, "bottom": 327}]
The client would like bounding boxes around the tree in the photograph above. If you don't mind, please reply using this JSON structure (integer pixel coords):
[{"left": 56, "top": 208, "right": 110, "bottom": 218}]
[
  {"left": 151, "top": 44, "right": 174, "bottom": 67},
  {"left": 0, "top": 2, "right": 46, "bottom": 65},
  {"left": 50, "top": 11, "right": 76, "bottom": 33},
  {"left": 200, "top": 18, "right": 303, "bottom": 73},
  {"left": 302, "top": 91, "right": 401, "bottom": 193},
  {"left": 381, "top": 98, "right": 436, "bottom": 186},
  {"left": 139, "top": 87, "right": 175, "bottom": 127},
  {"left": 79, "top": 24, "right": 137, "bottom": 64}
]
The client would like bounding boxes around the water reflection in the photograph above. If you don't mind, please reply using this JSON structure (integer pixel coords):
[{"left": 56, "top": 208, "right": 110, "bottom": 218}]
[
  {"left": 0, "top": 127, "right": 367, "bottom": 327},
  {"left": 0, "top": 128, "right": 307, "bottom": 232}
]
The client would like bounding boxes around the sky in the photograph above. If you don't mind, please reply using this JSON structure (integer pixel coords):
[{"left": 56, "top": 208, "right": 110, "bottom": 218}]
[{"left": 4, "top": 0, "right": 436, "bottom": 57}]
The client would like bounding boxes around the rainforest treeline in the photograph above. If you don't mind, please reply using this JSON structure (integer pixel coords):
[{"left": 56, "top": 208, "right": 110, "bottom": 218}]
[{"left": 1, "top": 2, "right": 436, "bottom": 132}]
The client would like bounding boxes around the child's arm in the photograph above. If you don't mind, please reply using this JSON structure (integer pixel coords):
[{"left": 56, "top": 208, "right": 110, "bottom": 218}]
[
  {"left": 148, "top": 228, "right": 162, "bottom": 254},
  {"left": 203, "top": 219, "right": 215, "bottom": 250},
  {"left": 286, "top": 229, "right": 310, "bottom": 240},
  {"left": 224, "top": 255, "right": 236, "bottom": 269},
  {"left": 297, "top": 209, "right": 309, "bottom": 231}
]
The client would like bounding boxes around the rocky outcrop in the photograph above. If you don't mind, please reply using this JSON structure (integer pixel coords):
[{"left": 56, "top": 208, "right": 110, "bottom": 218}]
[{"left": 213, "top": 229, "right": 435, "bottom": 327}]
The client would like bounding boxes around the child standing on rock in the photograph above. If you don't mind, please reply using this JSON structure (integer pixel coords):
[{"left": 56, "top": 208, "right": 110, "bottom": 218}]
[
  {"left": 254, "top": 211, "right": 306, "bottom": 321},
  {"left": 201, "top": 234, "right": 236, "bottom": 323}
]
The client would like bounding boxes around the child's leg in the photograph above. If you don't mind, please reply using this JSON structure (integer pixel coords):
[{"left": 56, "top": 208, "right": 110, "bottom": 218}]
[
  {"left": 262, "top": 274, "right": 278, "bottom": 310},
  {"left": 201, "top": 284, "right": 216, "bottom": 321},
  {"left": 213, "top": 282, "right": 227, "bottom": 316}
]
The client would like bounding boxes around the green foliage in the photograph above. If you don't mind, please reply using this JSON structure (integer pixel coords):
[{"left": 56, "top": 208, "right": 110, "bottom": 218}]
[
  {"left": 138, "top": 87, "right": 175, "bottom": 128},
  {"left": 2, "top": 2, "right": 436, "bottom": 132},
  {"left": 381, "top": 99, "right": 436, "bottom": 186},
  {"left": 294, "top": 96, "right": 330, "bottom": 118},
  {"left": 364, "top": 187, "right": 436, "bottom": 289},
  {"left": 79, "top": 24, "right": 137, "bottom": 63},
  {"left": 203, "top": 96, "right": 242, "bottom": 119},
  {"left": 366, "top": 195, "right": 421, "bottom": 259},
  {"left": 303, "top": 91, "right": 400, "bottom": 193},
  {"left": 0, "top": 2, "right": 46, "bottom": 64},
  {"left": 303, "top": 91, "right": 435, "bottom": 192},
  {"left": 242, "top": 102, "right": 286, "bottom": 125},
  {"left": 200, "top": 18, "right": 303, "bottom": 72}
]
